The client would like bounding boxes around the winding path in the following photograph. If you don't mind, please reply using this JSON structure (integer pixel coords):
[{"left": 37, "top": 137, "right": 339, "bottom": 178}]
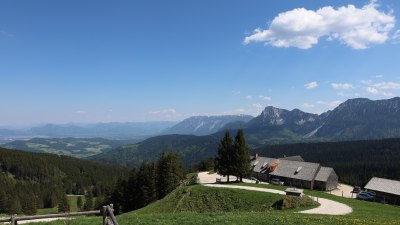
[{"left": 198, "top": 172, "right": 352, "bottom": 215}]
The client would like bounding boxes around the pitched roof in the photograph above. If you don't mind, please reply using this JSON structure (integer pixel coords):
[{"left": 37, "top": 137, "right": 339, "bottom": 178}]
[
  {"left": 315, "top": 167, "right": 335, "bottom": 182},
  {"left": 279, "top": 155, "right": 304, "bottom": 162},
  {"left": 364, "top": 177, "right": 400, "bottom": 196},
  {"left": 252, "top": 156, "right": 320, "bottom": 181}
]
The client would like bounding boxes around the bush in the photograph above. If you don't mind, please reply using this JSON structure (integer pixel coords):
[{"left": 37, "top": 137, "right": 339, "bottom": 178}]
[{"left": 275, "top": 195, "right": 319, "bottom": 210}]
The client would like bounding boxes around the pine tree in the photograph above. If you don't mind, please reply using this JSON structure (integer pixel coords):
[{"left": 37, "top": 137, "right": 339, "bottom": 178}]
[
  {"left": 0, "top": 189, "right": 7, "bottom": 213},
  {"left": 157, "top": 152, "right": 185, "bottom": 198},
  {"left": 83, "top": 190, "right": 93, "bottom": 211},
  {"left": 94, "top": 195, "right": 104, "bottom": 210},
  {"left": 8, "top": 197, "right": 23, "bottom": 214},
  {"left": 123, "top": 168, "right": 138, "bottom": 211},
  {"left": 216, "top": 130, "right": 233, "bottom": 182},
  {"left": 233, "top": 129, "right": 251, "bottom": 182},
  {"left": 77, "top": 196, "right": 83, "bottom": 211},
  {"left": 136, "top": 161, "right": 157, "bottom": 208},
  {"left": 58, "top": 194, "right": 70, "bottom": 213}
]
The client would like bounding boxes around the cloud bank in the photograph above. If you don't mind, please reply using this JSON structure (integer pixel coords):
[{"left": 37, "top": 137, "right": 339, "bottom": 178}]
[
  {"left": 244, "top": 1, "right": 396, "bottom": 49},
  {"left": 305, "top": 81, "right": 318, "bottom": 90}
]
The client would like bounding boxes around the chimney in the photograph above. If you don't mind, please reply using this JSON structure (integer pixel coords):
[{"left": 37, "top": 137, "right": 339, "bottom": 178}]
[{"left": 255, "top": 153, "right": 258, "bottom": 159}]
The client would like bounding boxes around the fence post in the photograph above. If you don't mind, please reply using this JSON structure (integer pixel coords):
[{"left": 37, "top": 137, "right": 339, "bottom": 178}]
[
  {"left": 11, "top": 214, "right": 17, "bottom": 225},
  {"left": 102, "top": 206, "right": 107, "bottom": 225},
  {"left": 342, "top": 191, "right": 343, "bottom": 197}
]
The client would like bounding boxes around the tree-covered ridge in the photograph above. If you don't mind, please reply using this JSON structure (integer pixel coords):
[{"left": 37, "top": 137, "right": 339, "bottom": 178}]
[
  {"left": 0, "top": 148, "right": 129, "bottom": 215},
  {"left": 2, "top": 137, "right": 135, "bottom": 158},
  {"left": 91, "top": 135, "right": 218, "bottom": 168},
  {"left": 252, "top": 138, "right": 400, "bottom": 186},
  {"left": 108, "top": 152, "right": 186, "bottom": 214}
]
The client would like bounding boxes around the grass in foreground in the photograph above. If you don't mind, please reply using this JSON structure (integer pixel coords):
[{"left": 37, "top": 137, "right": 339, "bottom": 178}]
[
  {"left": 17, "top": 183, "right": 400, "bottom": 225},
  {"left": 136, "top": 185, "right": 315, "bottom": 214},
  {"left": 224, "top": 182, "right": 400, "bottom": 221}
]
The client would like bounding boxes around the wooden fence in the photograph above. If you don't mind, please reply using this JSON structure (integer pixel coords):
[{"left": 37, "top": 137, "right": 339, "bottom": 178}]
[{"left": 0, "top": 204, "right": 118, "bottom": 225}]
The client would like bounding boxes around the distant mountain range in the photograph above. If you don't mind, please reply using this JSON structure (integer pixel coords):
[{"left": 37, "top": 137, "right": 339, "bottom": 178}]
[
  {"left": 219, "top": 97, "right": 400, "bottom": 146},
  {"left": 0, "top": 121, "right": 177, "bottom": 144},
  {"left": 4, "top": 97, "right": 400, "bottom": 168},
  {"left": 2, "top": 137, "right": 135, "bottom": 158},
  {"left": 162, "top": 115, "right": 253, "bottom": 136}
]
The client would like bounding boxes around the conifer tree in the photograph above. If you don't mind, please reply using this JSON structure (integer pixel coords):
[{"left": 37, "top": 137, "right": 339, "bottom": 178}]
[
  {"left": 58, "top": 194, "right": 70, "bottom": 213},
  {"left": 83, "top": 190, "right": 93, "bottom": 211},
  {"left": 233, "top": 129, "right": 251, "bottom": 182},
  {"left": 157, "top": 152, "right": 185, "bottom": 198},
  {"left": 77, "top": 196, "right": 83, "bottom": 211},
  {"left": 216, "top": 130, "right": 233, "bottom": 182}
]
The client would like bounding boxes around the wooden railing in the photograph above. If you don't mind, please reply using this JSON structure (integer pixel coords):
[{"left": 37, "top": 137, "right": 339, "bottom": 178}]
[{"left": 0, "top": 204, "right": 118, "bottom": 225}]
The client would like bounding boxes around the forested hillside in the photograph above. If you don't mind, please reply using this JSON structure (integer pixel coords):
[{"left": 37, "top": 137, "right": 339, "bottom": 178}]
[
  {"left": 91, "top": 135, "right": 218, "bottom": 168},
  {"left": 0, "top": 148, "right": 128, "bottom": 215},
  {"left": 253, "top": 138, "right": 400, "bottom": 186},
  {"left": 2, "top": 137, "right": 135, "bottom": 158}
]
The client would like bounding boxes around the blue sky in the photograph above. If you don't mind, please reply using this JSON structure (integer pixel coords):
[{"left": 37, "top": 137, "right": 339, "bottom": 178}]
[{"left": 1, "top": 0, "right": 400, "bottom": 126}]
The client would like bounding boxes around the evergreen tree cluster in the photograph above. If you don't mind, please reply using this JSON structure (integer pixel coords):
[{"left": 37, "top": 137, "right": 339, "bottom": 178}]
[
  {"left": 0, "top": 148, "right": 128, "bottom": 214},
  {"left": 253, "top": 137, "right": 400, "bottom": 186},
  {"left": 108, "top": 152, "right": 185, "bottom": 214},
  {"left": 215, "top": 129, "right": 251, "bottom": 182}
]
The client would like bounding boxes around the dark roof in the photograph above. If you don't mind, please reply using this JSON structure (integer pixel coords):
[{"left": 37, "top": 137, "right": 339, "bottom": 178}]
[
  {"left": 279, "top": 155, "right": 304, "bottom": 162},
  {"left": 364, "top": 177, "right": 400, "bottom": 196},
  {"left": 315, "top": 167, "right": 335, "bottom": 182},
  {"left": 252, "top": 156, "right": 320, "bottom": 181}
]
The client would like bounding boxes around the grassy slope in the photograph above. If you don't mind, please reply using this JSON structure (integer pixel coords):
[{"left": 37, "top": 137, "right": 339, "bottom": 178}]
[
  {"left": 20, "top": 183, "right": 400, "bottom": 225},
  {"left": 135, "top": 185, "right": 293, "bottom": 214}
]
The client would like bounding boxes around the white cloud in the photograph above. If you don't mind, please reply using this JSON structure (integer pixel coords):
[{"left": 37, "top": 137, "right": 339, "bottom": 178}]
[
  {"left": 317, "top": 100, "right": 343, "bottom": 107},
  {"left": 259, "top": 95, "right": 271, "bottom": 100},
  {"left": 393, "top": 29, "right": 400, "bottom": 40},
  {"left": 232, "top": 90, "right": 241, "bottom": 95},
  {"left": 301, "top": 103, "right": 314, "bottom": 108},
  {"left": 75, "top": 110, "right": 86, "bottom": 115},
  {"left": 305, "top": 81, "right": 318, "bottom": 90},
  {"left": 0, "top": 30, "right": 14, "bottom": 37},
  {"left": 252, "top": 103, "right": 263, "bottom": 111},
  {"left": 245, "top": 95, "right": 253, "bottom": 100},
  {"left": 365, "top": 87, "right": 379, "bottom": 94},
  {"left": 365, "top": 87, "right": 393, "bottom": 96},
  {"left": 375, "top": 75, "right": 383, "bottom": 78},
  {"left": 373, "top": 82, "right": 400, "bottom": 90},
  {"left": 149, "top": 108, "right": 176, "bottom": 115},
  {"left": 244, "top": 1, "right": 395, "bottom": 49},
  {"left": 331, "top": 83, "right": 354, "bottom": 90}
]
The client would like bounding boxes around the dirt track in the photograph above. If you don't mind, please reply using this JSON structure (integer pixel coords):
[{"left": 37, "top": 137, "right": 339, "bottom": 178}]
[{"left": 198, "top": 171, "right": 353, "bottom": 215}]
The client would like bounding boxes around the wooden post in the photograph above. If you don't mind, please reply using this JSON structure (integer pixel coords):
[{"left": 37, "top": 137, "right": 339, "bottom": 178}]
[
  {"left": 11, "top": 214, "right": 17, "bottom": 225},
  {"left": 342, "top": 191, "right": 343, "bottom": 197},
  {"left": 102, "top": 206, "right": 107, "bottom": 225}
]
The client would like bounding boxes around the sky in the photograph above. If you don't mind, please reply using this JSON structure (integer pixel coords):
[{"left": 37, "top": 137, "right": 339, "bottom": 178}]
[{"left": 1, "top": 0, "right": 400, "bottom": 126}]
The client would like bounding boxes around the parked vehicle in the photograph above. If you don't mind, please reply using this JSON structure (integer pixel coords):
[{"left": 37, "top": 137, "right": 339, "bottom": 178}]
[
  {"left": 270, "top": 178, "right": 284, "bottom": 185},
  {"left": 249, "top": 177, "right": 260, "bottom": 183},
  {"left": 365, "top": 191, "right": 376, "bottom": 197},
  {"left": 352, "top": 186, "right": 362, "bottom": 193},
  {"left": 357, "top": 191, "right": 375, "bottom": 201}
]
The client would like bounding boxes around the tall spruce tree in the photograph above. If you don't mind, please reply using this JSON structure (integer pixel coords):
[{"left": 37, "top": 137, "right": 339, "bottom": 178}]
[
  {"left": 83, "top": 190, "right": 93, "bottom": 211},
  {"left": 58, "top": 194, "right": 70, "bottom": 213},
  {"left": 134, "top": 161, "right": 157, "bottom": 208},
  {"left": 233, "top": 129, "right": 251, "bottom": 182},
  {"left": 77, "top": 196, "right": 83, "bottom": 211},
  {"left": 216, "top": 130, "right": 233, "bottom": 182},
  {"left": 157, "top": 152, "right": 185, "bottom": 198}
]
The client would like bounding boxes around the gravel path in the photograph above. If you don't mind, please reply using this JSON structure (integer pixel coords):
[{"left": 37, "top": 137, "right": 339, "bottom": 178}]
[{"left": 198, "top": 172, "right": 353, "bottom": 215}]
